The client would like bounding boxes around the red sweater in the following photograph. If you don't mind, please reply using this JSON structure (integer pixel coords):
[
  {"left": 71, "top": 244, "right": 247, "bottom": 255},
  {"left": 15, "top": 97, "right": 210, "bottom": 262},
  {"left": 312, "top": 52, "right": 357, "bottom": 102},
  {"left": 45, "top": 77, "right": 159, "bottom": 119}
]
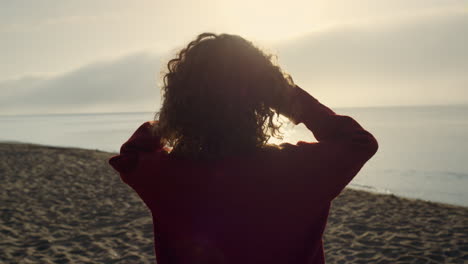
[{"left": 109, "top": 86, "right": 378, "bottom": 264}]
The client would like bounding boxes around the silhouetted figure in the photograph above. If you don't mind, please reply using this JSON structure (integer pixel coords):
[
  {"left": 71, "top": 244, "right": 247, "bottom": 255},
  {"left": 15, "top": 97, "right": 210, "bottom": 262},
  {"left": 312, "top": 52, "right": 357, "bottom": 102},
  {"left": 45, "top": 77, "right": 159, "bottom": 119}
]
[{"left": 109, "top": 33, "right": 378, "bottom": 264}]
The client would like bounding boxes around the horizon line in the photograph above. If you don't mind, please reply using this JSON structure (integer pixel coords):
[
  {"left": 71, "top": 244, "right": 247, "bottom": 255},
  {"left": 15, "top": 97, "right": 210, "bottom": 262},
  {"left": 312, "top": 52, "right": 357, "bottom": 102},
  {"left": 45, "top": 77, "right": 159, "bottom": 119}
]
[{"left": 1, "top": 102, "right": 467, "bottom": 117}]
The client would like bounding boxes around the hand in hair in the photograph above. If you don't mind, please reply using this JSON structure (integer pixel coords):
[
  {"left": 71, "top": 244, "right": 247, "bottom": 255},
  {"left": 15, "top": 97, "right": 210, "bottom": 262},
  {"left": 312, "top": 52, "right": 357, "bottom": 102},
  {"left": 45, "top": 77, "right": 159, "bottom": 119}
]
[{"left": 272, "top": 84, "right": 303, "bottom": 125}]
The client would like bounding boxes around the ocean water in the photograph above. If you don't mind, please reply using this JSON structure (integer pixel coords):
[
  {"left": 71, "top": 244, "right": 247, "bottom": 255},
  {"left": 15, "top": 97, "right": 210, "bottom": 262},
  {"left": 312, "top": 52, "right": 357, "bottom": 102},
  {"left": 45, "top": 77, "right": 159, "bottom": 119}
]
[{"left": 1, "top": 105, "right": 467, "bottom": 207}]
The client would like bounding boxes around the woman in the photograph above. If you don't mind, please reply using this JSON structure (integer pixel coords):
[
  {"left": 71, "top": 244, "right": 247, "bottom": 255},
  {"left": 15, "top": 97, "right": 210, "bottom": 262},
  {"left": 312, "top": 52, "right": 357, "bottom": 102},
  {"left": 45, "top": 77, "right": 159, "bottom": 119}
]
[{"left": 109, "top": 33, "right": 378, "bottom": 264}]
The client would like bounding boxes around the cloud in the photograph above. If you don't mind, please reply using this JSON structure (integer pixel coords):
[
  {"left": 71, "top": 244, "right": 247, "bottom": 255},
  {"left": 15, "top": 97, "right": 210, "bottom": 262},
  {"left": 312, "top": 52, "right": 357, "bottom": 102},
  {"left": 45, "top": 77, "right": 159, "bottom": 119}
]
[
  {"left": 0, "top": 53, "right": 162, "bottom": 114},
  {"left": 0, "top": 15, "right": 117, "bottom": 33},
  {"left": 1, "top": 10, "right": 467, "bottom": 115},
  {"left": 275, "top": 10, "right": 468, "bottom": 106}
]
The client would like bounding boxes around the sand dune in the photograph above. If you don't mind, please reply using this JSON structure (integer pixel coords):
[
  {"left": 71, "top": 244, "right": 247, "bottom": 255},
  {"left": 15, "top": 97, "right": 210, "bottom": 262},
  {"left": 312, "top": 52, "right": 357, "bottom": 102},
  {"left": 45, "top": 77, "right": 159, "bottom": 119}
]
[{"left": 0, "top": 143, "right": 467, "bottom": 263}]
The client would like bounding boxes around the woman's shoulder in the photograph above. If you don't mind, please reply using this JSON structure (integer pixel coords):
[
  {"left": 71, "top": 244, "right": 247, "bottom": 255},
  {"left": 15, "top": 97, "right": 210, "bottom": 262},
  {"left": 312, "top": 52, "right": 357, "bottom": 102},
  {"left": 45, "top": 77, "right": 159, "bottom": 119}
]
[
  {"left": 260, "top": 142, "right": 317, "bottom": 156},
  {"left": 261, "top": 143, "right": 297, "bottom": 151},
  {"left": 257, "top": 143, "right": 296, "bottom": 156}
]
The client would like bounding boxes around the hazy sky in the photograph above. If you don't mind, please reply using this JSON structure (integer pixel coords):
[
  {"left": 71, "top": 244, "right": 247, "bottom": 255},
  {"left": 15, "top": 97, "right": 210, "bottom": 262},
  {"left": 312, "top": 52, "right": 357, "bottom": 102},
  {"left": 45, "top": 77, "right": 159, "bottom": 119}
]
[{"left": 1, "top": 0, "right": 467, "bottom": 114}]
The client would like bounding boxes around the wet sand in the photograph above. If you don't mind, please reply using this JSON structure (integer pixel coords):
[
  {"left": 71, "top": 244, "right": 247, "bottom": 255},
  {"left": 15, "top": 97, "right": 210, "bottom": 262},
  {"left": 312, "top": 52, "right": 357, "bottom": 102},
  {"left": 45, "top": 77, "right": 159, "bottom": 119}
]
[{"left": 1, "top": 143, "right": 467, "bottom": 263}]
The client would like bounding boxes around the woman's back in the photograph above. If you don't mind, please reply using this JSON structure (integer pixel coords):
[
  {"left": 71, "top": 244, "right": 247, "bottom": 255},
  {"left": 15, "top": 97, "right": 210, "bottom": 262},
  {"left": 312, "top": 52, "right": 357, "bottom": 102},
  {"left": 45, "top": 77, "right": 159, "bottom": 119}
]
[{"left": 132, "top": 148, "right": 328, "bottom": 263}]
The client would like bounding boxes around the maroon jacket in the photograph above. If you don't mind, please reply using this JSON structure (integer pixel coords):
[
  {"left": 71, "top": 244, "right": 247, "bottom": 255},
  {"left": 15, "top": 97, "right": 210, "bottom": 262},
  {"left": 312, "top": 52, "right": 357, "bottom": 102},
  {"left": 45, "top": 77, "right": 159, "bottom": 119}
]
[{"left": 109, "top": 86, "right": 378, "bottom": 264}]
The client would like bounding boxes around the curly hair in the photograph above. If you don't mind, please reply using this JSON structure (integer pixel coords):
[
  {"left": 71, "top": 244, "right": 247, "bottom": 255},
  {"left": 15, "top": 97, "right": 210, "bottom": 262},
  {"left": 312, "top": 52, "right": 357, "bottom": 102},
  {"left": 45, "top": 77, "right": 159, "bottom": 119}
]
[{"left": 155, "top": 32, "right": 295, "bottom": 160}]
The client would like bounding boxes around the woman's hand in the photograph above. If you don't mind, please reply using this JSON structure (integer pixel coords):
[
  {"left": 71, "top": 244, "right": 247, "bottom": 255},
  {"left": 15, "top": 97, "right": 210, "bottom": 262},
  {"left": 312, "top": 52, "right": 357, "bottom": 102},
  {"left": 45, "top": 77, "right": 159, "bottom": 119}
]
[{"left": 273, "top": 84, "right": 302, "bottom": 125}]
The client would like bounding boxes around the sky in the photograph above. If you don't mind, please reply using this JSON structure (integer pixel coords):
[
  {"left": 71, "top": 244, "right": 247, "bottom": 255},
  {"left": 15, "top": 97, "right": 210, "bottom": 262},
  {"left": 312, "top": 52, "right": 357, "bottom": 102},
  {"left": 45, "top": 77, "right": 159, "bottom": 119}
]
[{"left": 1, "top": 0, "right": 467, "bottom": 114}]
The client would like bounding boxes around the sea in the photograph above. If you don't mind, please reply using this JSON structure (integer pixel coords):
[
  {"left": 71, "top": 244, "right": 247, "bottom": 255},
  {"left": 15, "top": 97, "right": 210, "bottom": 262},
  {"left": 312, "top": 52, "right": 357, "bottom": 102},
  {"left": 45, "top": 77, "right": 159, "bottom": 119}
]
[{"left": 1, "top": 105, "right": 467, "bottom": 207}]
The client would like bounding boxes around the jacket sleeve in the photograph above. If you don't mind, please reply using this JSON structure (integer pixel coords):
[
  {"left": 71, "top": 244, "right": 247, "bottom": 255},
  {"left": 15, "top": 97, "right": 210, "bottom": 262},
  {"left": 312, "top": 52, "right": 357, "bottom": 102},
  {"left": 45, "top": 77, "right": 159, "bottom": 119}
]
[
  {"left": 285, "top": 86, "right": 379, "bottom": 201},
  {"left": 108, "top": 121, "right": 164, "bottom": 186}
]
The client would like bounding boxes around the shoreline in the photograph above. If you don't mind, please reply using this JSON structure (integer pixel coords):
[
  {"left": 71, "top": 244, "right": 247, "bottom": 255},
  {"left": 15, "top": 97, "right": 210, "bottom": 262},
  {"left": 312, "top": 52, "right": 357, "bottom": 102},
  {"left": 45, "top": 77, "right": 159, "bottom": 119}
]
[
  {"left": 2, "top": 140, "right": 466, "bottom": 208},
  {"left": 1, "top": 142, "right": 467, "bottom": 263},
  {"left": 347, "top": 184, "right": 468, "bottom": 209}
]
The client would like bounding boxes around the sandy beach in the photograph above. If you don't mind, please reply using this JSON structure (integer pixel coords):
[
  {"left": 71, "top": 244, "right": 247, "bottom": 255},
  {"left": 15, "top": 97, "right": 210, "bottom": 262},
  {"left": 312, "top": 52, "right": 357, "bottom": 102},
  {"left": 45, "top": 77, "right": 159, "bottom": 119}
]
[{"left": 0, "top": 142, "right": 467, "bottom": 264}]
